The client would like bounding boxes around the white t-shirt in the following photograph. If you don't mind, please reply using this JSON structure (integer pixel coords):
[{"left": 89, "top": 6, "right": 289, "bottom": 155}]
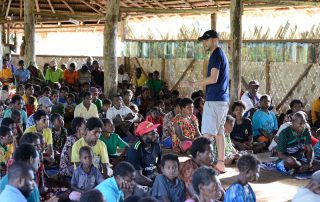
[
  {"left": 240, "top": 91, "right": 261, "bottom": 112},
  {"left": 118, "top": 73, "right": 129, "bottom": 84},
  {"left": 106, "top": 106, "right": 133, "bottom": 120},
  {"left": 292, "top": 187, "right": 320, "bottom": 202}
]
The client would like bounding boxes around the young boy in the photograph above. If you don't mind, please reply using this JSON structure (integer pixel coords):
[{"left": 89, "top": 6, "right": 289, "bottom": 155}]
[
  {"left": 224, "top": 154, "right": 260, "bottom": 202},
  {"left": 51, "top": 90, "right": 65, "bottom": 117},
  {"left": 99, "top": 118, "right": 128, "bottom": 162},
  {"left": 99, "top": 98, "right": 112, "bottom": 118},
  {"left": 152, "top": 154, "right": 185, "bottom": 202},
  {"left": 0, "top": 126, "right": 13, "bottom": 176},
  {"left": 71, "top": 146, "right": 104, "bottom": 196}
]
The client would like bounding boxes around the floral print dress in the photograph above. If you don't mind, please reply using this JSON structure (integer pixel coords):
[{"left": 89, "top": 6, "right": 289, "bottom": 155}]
[
  {"left": 171, "top": 114, "right": 199, "bottom": 153},
  {"left": 59, "top": 135, "right": 78, "bottom": 176}
]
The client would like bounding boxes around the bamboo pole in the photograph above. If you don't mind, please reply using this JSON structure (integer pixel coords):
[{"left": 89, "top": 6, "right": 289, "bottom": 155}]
[
  {"left": 211, "top": 13, "right": 217, "bottom": 31},
  {"left": 265, "top": 60, "right": 271, "bottom": 95},
  {"left": 20, "top": 0, "right": 23, "bottom": 18},
  {"left": 172, "top": 59, "right": 195, "bottom": 91},
  {"left": 134, "top": 57, "right": 148, "bottom": 78},
  {"left": 47, "top": 0, "right": 55, "bottom": 13},
  {"left": 103, "top": 0, "right": 120, "bottom": 96},
  {"left": 35, "top": 0, "right": 40, "bottom": 12},
  {"left": 80, "top": 0, "right": 103, "bottom": 15},
  {"left": 0, "top": 25, "right": 2, "bottom": 69},
  {"left": 24, "top": 0, "right": 36, "bottom": 66},
  {"left": 6, "top": 0, "right": 12, "bottom": 17},
  {"left": 161, "top": 58, "right": 165, "bottom": 82},
  {"left": 276, "top": 64, "right": 313, "bottom": 111},
  {"left": 61, "top": 0, "right": 74, "bottom": 13},
  {"left": 230, "top": 0, "right": 243, "bottom": 101}
]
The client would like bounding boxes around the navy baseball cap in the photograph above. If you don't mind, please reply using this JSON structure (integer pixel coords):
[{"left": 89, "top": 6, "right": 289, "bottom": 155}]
[{"left": 198, "top": 30, "right": 219, "bottom": 41}]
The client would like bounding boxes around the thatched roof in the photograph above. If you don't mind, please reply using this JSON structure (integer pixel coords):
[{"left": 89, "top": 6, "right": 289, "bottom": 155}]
[{"left": 1, "top": 0, "right": 320, "bottom": 27}]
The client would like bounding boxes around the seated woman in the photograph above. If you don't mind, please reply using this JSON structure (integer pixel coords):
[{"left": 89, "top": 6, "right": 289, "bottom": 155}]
[
  {"left": 284, "top": 99, "right": 304, "bottom": 123},
  {"left": 185, "top": 166, "right": 224, "bottom": 202},
  {"left": 171, "top": 98, "right": 200, "bottom": 154},
  {"left": 59, "top": 117, "right": 86, "bottom": 177},
  {"left": 230, "top": 101, "right": 253, "bottom": 151},
  {"left": 277, "top": 112, "right": 320, "bottom": 174},
  {"left": 252, "top": 95, "right": 278, "bottom": 151}
]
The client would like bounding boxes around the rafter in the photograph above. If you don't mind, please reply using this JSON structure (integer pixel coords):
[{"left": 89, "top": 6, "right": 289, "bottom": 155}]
[
  {"left": 90, "top": 0, "right": 106, "bottom": 11},
  {"left": 140, "top": 1, "right": 154, "bottom": 8},
  {"left": 47, "top": 0, "right": 55, "bottom": 13},
  {"left": 120, "top": 1, "right": 129, "bottom": 7},
  {"left": 6, "top": 0, "right": 12, "bottom": 17},
  {"left": 181, "top": 0, "right": 194, "bottom": 8},
  {"left": 80, "top": 0, "right": 103, "bottom": 14},
  {"left": 60, "top": 0, "right": 74, "bottom": 13},
  {"left": 20, "top": 0, "right": 22, "bottom": 18},
  {"left": 35, "top": 0, "right": 40, "bottom": 12},
  {"left": 151, "top": 0, "right": 167, "bottom": 9},
  {"left": 126, "top": 0, "right": 142, "bottom": 8}
]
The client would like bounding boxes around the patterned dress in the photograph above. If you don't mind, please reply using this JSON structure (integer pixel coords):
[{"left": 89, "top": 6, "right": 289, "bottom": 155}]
[
  {"left": 224, "top": 183, "right": 256, "bottom": 202},
  {"left": 59, "top": 135, "right": 78, "bottom": 176},
  {"left": 171, "top": 114, "right": 199, "bottom": 153}
]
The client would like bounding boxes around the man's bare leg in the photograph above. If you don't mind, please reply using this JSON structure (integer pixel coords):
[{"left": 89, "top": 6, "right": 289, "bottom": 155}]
[{"left": 203, "top": 133, "right": 226, "bottom": 172}]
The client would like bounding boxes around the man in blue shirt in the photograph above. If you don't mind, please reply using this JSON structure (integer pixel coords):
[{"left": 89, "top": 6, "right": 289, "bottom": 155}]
[
  {"left": 0, "top": 144, "right": 40, "bottom": 202},
  {"left": 14, "top": 60, "right": 30, "bottom": 84},
  {"left": 181, "top": 30, "right": 229, "bottom": 172},
  {"left": 0, "top": 161, "right": 35, "bottom": 202},
  {"left": 95, "top": 161, "right": 135, "bottom": 202}
]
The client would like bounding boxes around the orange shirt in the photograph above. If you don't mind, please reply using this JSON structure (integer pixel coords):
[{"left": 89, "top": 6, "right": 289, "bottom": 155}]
[
  {"left": 64, "top": 70, "right": 79, "bottom": 85},
  {"left": 0, "top": 68, "right": 13, "bottom": 80}
]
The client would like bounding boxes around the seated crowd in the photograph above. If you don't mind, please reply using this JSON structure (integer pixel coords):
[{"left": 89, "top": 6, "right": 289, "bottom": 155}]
[{"left": 0, "top": 57, "right": 319, "bottom": 202}]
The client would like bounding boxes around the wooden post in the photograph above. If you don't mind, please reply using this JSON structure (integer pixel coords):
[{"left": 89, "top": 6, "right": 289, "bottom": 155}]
[
  {"left": 230, "top": 0, "right": 243, "bottom": 101},
  {"left": 265, "top": 60, "right": 271, "bottom": 95},
  {"left": 103, "top": 0, "right": 120, "bottom": 96},
  {"left": 161, "top": 58, "right": 165, "bottom": 82},
  {"left": 0, "top": 25, "right": 2, "bottom": 68},
  {"left": 172, "top": 59, "right": 195, "bottom": 91},
  {"left": 211, "top": 13, "right": 217, "bottom": 31},
  {"left": 24, "top": 0, "right": 36, "bottom": 66}
]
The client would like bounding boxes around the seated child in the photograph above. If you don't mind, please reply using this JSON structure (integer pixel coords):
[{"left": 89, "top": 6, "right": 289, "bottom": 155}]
[
  {"left": 252, "top": 95, "right": 278, "bottom": 150},
  {"left": 152, "top": 154, "right": 185, "bottom": 202},
  {"left": 193, "top": 97, "right": 204, "bottom": 131},
  {"left": 224, "top": 154, "right": 260, "bottom": 202},
  {"left": 185, "top": 166, "right": 224, "bottom": 202},
  {"left": 129, "top": 104, "right": 144, "bottom": 123},
  {"left": 223, "top": 115, "right": 241, "bottom": 165},
  {"left": 51, "top": 113, "right": 67, "bottom": 154},
  {"left": 0, "top": 126, "right": 13, "bottom": 176},
  {"left": 146, "top": 107, "right": 164, "bottom": 136},
  {"left": 230, "top": 101, "right": 253, "bottom": 151},
  {"left": 314, "top": 129, "right": 320, "bottom": 160},
  {"left": 100, "top": 98, "right": 112, "bottom": 118},
  {"left": 70, "top": 146, "right": 104, "bottom": 199},
  {"left": 64, "top": 93, "right": 77, "bottom": 130},
  {"left": 100, "top": 118, "right": 128, "bottom": 164},
  {"left": 25, "top": 96, "right": 36, "bottom": 117}
]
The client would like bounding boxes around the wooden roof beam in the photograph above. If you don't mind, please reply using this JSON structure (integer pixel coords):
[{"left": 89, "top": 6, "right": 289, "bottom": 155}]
[
  {"left": 35, "top": 0, "right": 40, "bottom": 12},
  {"left": 120, "top": 1, "right": 129, "bottom": 7},
  {"left": 151, "top": 0, "right": 168, "bottom": 9},
  {"left": 181, "top": 0, "right": 194, "bottom": 8},
  {"left": 90, "top": 0, "right": 106, "bottom": 11},
  {"left": 6, "top": 0, "right": 12, "bottom": 17},
  {"left": 20, "top": 0, "right": 23, "bottom": 18},
  {"left": 126, "top": 0, "right": 142, "bottom": 8},
  {"left": 60, "top": 0, "right": 74, "bottom": 13},
  {"left": 140, "top": 1, "right": 154, "bottom": 8},
  {"left": 47, "top": 0, "right": 55, "bottom": 13},
  {"left": 80, "top": 0, "right": 103, "bottom": 14}
]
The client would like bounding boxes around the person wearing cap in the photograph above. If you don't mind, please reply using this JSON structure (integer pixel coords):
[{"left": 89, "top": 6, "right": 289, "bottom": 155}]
[
  {"left": 126, "top": 121, "right": 162, "bottom": 187},
  {"left": 3, "top": 95, "right": 27, "bottom": 129},
  {"left": 241, "top": 80, "right": 261, "bottom": 115},
  {"left": 26, "top": 96, "right": 53, "bottom": 128},
  {"left": 91, "top": 87, "right": 103, "bottom": 111},
  {"left": 45, "top": 60, "right": 64, "bottom": 84},
  {"left": 74, "top": 92, "right": 99, "bottom": 119},
  {"left": 293, "top": 170, "right": 320, "bottom": 201},
  {"left": 181, "top": 29, "right": 229, "bottom": 172}
]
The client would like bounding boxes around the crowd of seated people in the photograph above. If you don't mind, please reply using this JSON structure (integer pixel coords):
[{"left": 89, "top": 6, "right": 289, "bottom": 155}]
[{"left": 0, "top": 57, "right": 319, "bottom": 202}]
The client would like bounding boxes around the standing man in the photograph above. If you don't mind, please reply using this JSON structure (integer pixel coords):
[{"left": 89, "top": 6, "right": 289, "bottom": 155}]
[{"left": 181, "top": 30, "right": 229, "bottom": 172}]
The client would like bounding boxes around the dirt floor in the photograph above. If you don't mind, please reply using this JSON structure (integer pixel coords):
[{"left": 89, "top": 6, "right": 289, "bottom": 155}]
[{"left": 219, "top": 152, "right": 308, "bottom": 202}]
